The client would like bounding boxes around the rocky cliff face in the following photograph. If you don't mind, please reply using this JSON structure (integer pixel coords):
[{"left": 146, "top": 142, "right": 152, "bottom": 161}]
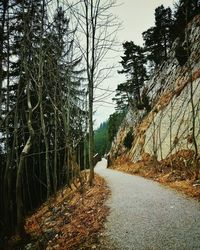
[{"left": 110, "top": 15, "right": 200, "bottom": 166}]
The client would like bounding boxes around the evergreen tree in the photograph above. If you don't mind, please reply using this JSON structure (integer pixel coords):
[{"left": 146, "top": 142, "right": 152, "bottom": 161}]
[
  {"left": 143, "top": 5, "right": 173, "bottom": 67},
  {"left": 115, "top": 41, "right": 147, "bottom": 110},
  {"left": 0, "top": 0, "right": 86, "bottom": 239},
  {"left": 94, "top": 121, "right": 109, "bottom": 156},
  {"left": 171, "top": 0, "right": 200, "bottom": 41},
  {"left": 112, "top": 83, "right": 129, "bottom": 111},
  {"left": 108, "top": 111, "right": 125, "bottom": 143}
]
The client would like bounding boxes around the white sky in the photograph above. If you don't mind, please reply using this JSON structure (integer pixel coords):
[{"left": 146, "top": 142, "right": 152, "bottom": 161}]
[{"left": 93, "top": 0, "right": 176, "bottom": 128}]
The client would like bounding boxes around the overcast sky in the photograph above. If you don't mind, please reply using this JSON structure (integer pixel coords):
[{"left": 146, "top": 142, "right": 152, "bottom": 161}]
[{"left": 93, "top": 0, "right": 176, "bottom": 128}]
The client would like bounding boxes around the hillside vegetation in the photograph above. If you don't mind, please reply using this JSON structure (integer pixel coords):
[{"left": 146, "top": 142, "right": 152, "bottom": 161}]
[{"left": 94, "top": 112, "right": 125, "bottom": 157}]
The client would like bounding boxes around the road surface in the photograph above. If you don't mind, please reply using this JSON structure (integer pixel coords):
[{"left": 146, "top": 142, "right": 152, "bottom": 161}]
[{"left": 95, "top": 158, "right": 200, "bottom": 250}]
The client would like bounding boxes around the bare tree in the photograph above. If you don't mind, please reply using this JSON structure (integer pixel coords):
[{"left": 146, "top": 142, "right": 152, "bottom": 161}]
[{"left": 67, "top": 0, "right": 119, "bottom": 185}]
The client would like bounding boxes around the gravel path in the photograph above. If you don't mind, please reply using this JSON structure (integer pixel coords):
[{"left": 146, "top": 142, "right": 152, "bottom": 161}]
[{"left": 95, "top": 158, "right": 200, "bottom": 250}]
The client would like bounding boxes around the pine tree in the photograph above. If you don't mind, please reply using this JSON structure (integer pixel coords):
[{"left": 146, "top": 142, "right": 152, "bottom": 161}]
[
  {"left": 115, "top": 41, "right": 147, "bottom": 110},
  {"left": 143, "top": 5, "right": 173, "bottom": 67},
  {"left": 0, "top": 0, "right": 86, "bottom": 239},
  {"left": 171, "top": 0, "right": 200, "bottom": 41},
  {"left": 108, "top": 111, "right": 125, "bottom": 143}
]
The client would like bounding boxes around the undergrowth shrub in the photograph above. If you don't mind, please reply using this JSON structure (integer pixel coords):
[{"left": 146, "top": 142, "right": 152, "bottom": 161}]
[{"left": 123, "top": 129, "right": 133, "bottom": 149}]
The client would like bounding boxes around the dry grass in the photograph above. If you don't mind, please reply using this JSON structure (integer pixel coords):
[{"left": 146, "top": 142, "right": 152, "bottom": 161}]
[{"left": 7, "top": 173, "right": 110, "bottom": 250}]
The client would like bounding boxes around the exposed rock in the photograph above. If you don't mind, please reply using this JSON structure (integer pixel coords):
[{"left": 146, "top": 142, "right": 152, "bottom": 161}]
[{"left": 110, "top": 15, "right": 200, "bottom": 165}]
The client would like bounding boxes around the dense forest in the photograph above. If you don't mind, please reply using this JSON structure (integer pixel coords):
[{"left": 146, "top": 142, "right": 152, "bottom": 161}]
[
  {"left": 0, "top": 0, "right": 86, "bottom": 241},
  {"left": 0, "top": 0, "right": 200, "bottom": 247},
  {"left": 0, "top": 0, "right": 119, "bottom": 244},
  {"left": 94, "top": 111, "right": 125, "bottom": 156}
]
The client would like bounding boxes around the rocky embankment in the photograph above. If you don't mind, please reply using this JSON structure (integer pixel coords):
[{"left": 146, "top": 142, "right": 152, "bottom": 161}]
[{"left": 109, "top": 15, "right": 200, "bottom": 190}]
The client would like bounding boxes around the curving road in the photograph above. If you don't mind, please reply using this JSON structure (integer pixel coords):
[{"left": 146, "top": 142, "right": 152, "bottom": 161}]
[{"left": 95, "top": 158, "right": 200, "bottom": 250}]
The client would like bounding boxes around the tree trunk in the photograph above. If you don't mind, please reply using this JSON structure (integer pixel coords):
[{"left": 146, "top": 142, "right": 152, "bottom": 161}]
[
  {"left": 4, "top": 15, "right": 13, "bottom": 232},
  {"left": 16, "top": 136, "right": 32, "bottom": 235},
  {"left": 40, "top": 102, "right": 51, "bottom": 198},
  {"left": 0, "top": 0, "right": 7, "bottom": 118},
  {"left": 16, "top": 75, "right": 35, "bottom": 235},
  {"left": 53, "top": 87, "right": 58, "bottom": 194},
  {"left": 88, "top": 81, "right": 94, "bottom": 186}
]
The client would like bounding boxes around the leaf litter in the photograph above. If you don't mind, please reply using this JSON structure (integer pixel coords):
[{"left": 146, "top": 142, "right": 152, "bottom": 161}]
[{"left": 7, "top": 173, "right": 110, "bottom": 250}]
